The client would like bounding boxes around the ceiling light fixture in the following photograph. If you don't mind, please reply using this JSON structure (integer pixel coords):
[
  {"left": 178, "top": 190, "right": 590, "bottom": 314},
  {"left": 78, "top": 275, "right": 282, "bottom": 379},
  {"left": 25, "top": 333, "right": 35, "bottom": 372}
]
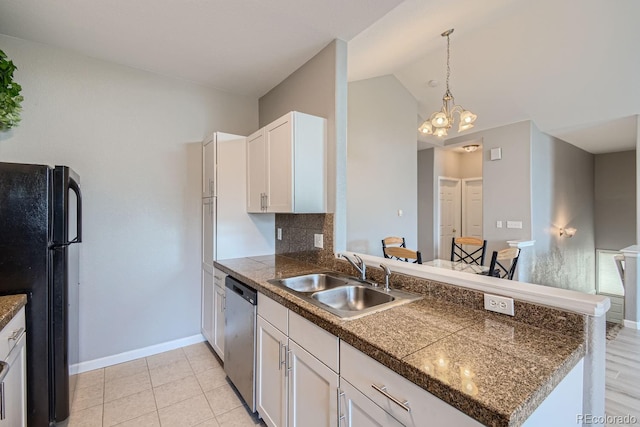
[
  {"left": 463, "top": 144, "right": 480, "bottom": 152},
  {"left": 419, "top": 29, "right": 477, "bottom": 138}
]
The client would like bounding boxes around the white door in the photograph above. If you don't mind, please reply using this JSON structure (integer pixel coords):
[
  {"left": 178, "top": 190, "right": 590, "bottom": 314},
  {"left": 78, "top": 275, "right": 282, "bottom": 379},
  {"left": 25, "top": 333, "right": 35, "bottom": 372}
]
[
  {"left": 256, "top": 316, "right": 287, "bottom": 427},
  {"left": 201, "top": 264, "right": 214, "bottom": 346},
  {"left": 438, "top": 178, "right": 461, "bottom": 259},
  {"left": 212, "top": 283, "right": 225, "bottom": 360},
  {"left": 462, "top": 178, "right": 483, "bottom": 239},
  {"left": 288, "top": 340, "right": 338, "bottom": 427},
  {"left": 340, "top": 380, "right": 403, "bottom": 427},
  {"left": 202, "top": 198, "right": 215, "bottom": 265},
  {"left": 266, "top": 115, "right": 293, "bottom": 213},
  {"left": 247, "top": 129, "right": 267, "bottom": 213}
]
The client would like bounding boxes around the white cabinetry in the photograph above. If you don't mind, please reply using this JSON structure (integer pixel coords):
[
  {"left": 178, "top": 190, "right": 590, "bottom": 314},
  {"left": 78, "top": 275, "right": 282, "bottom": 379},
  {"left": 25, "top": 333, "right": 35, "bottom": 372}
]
[
  {"left": 203, "top": 137, "right": 216, "bottom": 198},
  {"left": 201, "top": 264, "right": 214, "bottom": 344},
  {"left": 212, "top": 271, "right": 226, "bottom": 359},
  {"left": 247, "top": 111, "right": 326, "bottom": 213},
  {"left": 0, "top": 307, "right": 26, "bottom": 427},
  {"left": 256, "top": 293, "right": 338, "bottom": 427},
  {"left": 339, "top": 380, "right": 403, "bottom": 427}
]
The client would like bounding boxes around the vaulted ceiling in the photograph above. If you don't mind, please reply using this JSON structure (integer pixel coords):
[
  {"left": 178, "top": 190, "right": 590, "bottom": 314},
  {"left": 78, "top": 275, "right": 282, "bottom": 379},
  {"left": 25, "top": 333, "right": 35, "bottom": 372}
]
[{"left": 1, "top": 0, "right": 638, "bottom": 154}]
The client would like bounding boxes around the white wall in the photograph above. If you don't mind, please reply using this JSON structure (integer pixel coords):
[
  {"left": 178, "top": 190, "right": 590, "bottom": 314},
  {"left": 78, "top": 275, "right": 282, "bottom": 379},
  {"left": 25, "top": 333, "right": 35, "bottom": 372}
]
[
  {"left": 346, "top": 75, "right": 418, "bottom": 255},
  {"left": 0, "top": 35, "right": 258, "bottom": 363}
]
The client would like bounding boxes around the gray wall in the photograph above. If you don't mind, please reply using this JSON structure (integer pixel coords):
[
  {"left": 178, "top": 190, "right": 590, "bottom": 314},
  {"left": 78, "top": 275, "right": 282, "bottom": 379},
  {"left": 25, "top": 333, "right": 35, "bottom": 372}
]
[
  {"left": 594, "top": 150, "right": 636, "bottom": 250},
  {"left": 446, "top": 121, "right": 533, "bottom": 259},
  {"left": 346, "top": 75, "right": 418, "bottom": 255},
  {"left": 530, "top": 125, "right": 595, "bottom": 293},
  {"left": 0, "top": 35, "right": 258, "bottom": 363},
  {"left": 258, "top": 40, "right": 348, "bottom": 252}
]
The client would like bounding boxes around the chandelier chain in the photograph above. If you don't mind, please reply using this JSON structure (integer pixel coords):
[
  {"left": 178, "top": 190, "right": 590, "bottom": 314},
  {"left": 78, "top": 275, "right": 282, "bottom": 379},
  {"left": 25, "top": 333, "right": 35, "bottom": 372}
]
[{"left": 446, "top": 32, "right": 451, "bottom": 95}]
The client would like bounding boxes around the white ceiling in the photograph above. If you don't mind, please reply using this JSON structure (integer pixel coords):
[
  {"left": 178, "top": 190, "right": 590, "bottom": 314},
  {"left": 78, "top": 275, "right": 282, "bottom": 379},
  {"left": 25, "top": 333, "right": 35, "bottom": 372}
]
[
  {"left": 1, "top": 0, "right": 638, "bottom": 154},
  {"left": 349, "top": 0, "right": 640, "bottom": 154},
  {"left": 0, "top": 0, "right": 402, "bottom": 97}
]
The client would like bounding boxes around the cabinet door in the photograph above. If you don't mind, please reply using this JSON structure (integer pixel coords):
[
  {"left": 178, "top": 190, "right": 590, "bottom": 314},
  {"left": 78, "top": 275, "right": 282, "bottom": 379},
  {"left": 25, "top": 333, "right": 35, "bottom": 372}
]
[
  {"left": 0, "top": 333, "right": 27, "bottom": 427},
  {"left": 202, "top": 198, "right": 215, "bottom": 265},
  {"left": 212, "top": 283, "right": 225, "bottom": 360},
  {"left": 265, "top": 115, "right": 293, "bottom": 213},
  {"left": 247, "top": 129, "right": 267, "bottom": 213},
  {"left": 256, "top": 315, "right": 287, "bottom": 427},
  {"left": 203, "top": 137, "right": 216, "bottom": 198},
  {"left": 288, "top": 340, "right": 338, "bottom": 427},
  {"left": 340, "top": 380, "right": 403, "bottom": 427},
  {"left": 201, "top": 265, "right": 214, "bottom": 345}
]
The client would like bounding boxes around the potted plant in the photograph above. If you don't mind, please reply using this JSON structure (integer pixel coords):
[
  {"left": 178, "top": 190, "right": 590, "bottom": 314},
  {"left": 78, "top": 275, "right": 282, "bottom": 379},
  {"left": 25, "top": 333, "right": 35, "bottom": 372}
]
[{"left": 0, "top": 49, "right": 23, "bottom": 131}]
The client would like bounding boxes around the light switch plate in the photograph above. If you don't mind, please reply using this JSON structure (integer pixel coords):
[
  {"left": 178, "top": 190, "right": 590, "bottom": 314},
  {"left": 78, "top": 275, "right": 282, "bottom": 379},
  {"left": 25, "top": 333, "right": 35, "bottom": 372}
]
[
  {"left": 490, "top": 147, "right": 502, "bottom": 161},
  {"left": 314, "top": 233, "right": 323, "bottom": 249},
  {"left": 507, "top": 221, "right": 523, "bottom": 229},
  {"left": 277, "top": 228, "right": 282, "bottom": 240}
]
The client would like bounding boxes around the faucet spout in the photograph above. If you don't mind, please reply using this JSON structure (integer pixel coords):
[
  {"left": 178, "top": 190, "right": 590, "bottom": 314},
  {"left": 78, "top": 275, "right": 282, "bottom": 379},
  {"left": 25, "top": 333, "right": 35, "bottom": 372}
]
[
  {"left": 379, "top": 263, "right": 391, "bottom": 292},
  {"left": 339, "top": 253, "right": 367, "bottom": 281}
]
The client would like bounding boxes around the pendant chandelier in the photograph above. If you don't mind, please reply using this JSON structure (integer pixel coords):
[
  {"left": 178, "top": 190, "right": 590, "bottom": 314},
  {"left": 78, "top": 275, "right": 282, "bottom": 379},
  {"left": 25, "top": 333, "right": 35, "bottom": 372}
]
[{"left": 418, "top": 29, "right": 477, "bottom": 137}]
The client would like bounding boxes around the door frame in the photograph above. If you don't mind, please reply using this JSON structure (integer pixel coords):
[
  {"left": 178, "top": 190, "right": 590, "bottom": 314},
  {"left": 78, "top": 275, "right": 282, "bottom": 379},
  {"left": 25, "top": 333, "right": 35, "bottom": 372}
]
[
  {"left": 436, "top": 177, "right": 461, "bottom": 259},
  {"left": 461, "top": 177, "right": 483, "bottom": 238}
]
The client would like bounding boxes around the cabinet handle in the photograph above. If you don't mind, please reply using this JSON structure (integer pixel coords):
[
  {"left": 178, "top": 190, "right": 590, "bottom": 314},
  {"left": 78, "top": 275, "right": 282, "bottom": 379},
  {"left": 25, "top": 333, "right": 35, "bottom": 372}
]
[
  {"left": 210, "top": 180, "right": 215, "bottom": 196},
  {"left": 278, "top": 342, "right": 285, "bottom": 371},
  {"left": 8, "top": 327, "right": 24, "bottom": 343},
  {"left": 371, "top": 384, "right": 411, "bottom": 412},
  {"left": 285, "top": 347, "right": 292, "bottom": 375},
  {"left": 0, "top": 364, "right": 6, "bottom": 421},
  {"left": 337, "top": 388, "right": 346, "bottom": 426}
]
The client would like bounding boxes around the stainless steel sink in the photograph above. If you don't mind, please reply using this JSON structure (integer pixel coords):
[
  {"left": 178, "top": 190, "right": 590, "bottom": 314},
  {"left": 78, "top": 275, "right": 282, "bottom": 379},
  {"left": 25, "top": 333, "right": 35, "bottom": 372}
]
[
  {"left": 276, "top": 273, "right": 350, "bottom": 293},
  {"left": 268, "top": 272, "right": 421, "bottom": 320},
  {"left": 312, "top": 285, "right": 395, "bottom": 311}
]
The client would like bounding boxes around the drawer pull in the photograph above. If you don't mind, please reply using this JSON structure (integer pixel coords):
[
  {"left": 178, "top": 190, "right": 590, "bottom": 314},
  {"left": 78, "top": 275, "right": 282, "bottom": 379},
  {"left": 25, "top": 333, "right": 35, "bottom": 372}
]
[
  {"left": 371, "top": 383, "right": 411, "bottom": 413},
  {"left": 8, "top": 327, "right": 24, "bottom": 343}
]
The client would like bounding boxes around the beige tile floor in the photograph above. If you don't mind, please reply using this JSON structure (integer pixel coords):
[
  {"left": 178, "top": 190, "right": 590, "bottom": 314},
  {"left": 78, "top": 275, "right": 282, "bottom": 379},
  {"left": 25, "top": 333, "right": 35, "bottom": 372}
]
[{"left": 68, "top": 342, "right": 266, "bottom": 427}]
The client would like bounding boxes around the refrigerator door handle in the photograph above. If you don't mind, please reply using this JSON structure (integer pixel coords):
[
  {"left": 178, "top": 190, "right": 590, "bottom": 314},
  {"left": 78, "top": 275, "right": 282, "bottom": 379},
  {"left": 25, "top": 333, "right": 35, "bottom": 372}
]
[{"left": 68, "top": 177, "right": 82, "bottom": 244}]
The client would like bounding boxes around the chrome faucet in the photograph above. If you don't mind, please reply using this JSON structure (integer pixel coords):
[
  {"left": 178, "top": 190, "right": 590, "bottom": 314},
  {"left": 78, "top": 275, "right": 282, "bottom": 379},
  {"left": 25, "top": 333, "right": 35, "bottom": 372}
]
[
  {"left": 380, "top": 264, "right": 391, "bottom": 292},
  {"left": 339, "top": 253, "right": 366, "bottom": 281}
]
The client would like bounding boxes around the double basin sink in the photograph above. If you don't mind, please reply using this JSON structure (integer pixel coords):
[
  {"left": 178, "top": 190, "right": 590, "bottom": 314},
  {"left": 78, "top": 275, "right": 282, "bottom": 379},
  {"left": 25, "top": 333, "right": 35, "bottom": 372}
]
[{"left": 268, "top": 272, "right": 421, "bottom": 320}]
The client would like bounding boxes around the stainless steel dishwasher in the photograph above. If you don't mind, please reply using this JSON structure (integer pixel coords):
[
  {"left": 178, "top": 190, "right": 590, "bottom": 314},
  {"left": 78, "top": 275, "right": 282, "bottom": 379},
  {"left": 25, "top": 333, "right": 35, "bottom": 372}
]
[{"left": 224, "top": 275, "right": 257, "bottom": 412}]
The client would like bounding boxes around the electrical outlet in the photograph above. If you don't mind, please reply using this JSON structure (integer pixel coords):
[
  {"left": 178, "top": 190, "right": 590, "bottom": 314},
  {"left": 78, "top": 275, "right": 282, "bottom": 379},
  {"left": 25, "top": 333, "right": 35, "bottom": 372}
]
[
  {"left": 484, "top": 293, "right": 515, "bottom": 316},
  {"left": 314, "top": 233, "right": 323, "bottom": 249},
  {"left": 496, "top": 220, "right": 503, "bottom": 228},
  {"left": 277, "top": 228, "right": 282, "bottom": 240}
]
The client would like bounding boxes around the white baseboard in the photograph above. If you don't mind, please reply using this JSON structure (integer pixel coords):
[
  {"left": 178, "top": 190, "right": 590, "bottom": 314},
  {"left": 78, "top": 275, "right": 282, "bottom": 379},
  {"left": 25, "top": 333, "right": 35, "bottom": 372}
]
[
  {"left": 623, "top": 319, "right": 639, "bottom": 330},
  {"left": 70, "top": 334, "right": 206, "bottom": 375}
]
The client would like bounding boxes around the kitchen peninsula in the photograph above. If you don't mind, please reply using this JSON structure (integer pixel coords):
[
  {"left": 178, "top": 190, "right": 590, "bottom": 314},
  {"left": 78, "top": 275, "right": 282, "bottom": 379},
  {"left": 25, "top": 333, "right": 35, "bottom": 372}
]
[{"left": 215, "top": 255, "right": 594, "bottom": 427}]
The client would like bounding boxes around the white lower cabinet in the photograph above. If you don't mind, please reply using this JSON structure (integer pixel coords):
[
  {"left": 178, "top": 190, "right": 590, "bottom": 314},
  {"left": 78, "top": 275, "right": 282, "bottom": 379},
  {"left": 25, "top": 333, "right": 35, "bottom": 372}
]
[
  {"left": 212, "top": 276, "right": 225, "bottom": 359},
  {"left": 256, "top": 293, "right": 339, "bottom": 427},
  {"left": 201, "top": 264, "right": 214, "bottom": 344},
  {"left": 339, "top": 379, "right": 402, "bottom": 427},
  {"left": 0, "top": 307, "right": 27, "bottom": 427}
]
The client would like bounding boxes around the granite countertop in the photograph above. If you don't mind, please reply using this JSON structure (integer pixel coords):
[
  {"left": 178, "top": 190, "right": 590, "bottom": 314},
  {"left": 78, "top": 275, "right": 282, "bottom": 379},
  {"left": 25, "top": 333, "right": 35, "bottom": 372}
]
[
  {"left": 0, "top": 294, "right": 27, "bottom": 330},
  {"left": 215, "top": 255, "right": 585, "bottom": 427}
]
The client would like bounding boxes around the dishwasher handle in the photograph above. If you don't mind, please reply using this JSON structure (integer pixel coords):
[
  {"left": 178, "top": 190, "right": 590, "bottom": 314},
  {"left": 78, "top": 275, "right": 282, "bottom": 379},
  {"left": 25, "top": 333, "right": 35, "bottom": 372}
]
[{"left": 225, "top": 276, "right": 257, "bottom": 305}]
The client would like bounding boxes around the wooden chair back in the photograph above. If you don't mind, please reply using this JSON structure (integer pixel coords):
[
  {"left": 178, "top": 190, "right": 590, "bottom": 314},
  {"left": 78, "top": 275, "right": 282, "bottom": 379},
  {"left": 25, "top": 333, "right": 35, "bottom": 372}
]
[
  {"left": 383, "top": 246, "right": 423, "bottom": 264},
  {"left": 487, "top": 248, "right": 520, "bottom": 280},
  {"left": 450, "top": 237, "right": 487, "bottom": 265},
  {"left": 381, "top": 236, "right": 406, "bottom": 259}
]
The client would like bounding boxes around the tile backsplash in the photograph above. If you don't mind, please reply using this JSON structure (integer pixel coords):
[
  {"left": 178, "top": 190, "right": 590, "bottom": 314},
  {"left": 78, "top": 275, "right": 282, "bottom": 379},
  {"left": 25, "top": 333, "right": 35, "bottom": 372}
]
[{"left": 275, "top": 213, "right": 334, "bottom": 265}]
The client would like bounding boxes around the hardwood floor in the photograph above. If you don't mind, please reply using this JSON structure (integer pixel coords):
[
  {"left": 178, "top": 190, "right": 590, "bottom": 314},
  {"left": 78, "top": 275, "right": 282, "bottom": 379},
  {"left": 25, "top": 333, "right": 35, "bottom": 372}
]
[{"left": 606, "top": 326, "right": 640, "bottom": 426}]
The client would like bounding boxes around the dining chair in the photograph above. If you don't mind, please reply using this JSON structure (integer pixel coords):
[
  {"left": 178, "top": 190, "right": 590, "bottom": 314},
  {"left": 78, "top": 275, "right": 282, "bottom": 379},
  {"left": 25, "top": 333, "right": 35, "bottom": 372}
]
[
  {"left": 381, "top": 236, "right": 406, "bottom": 259},
  {"left": 383, "top": 246, "right": 423, "bottom": 264},
  {"left": 486, "top": 248, "right": 520, "bottom": 280},
  {"left": 450, "top": 237, "right": 487, "bottom": 265}
]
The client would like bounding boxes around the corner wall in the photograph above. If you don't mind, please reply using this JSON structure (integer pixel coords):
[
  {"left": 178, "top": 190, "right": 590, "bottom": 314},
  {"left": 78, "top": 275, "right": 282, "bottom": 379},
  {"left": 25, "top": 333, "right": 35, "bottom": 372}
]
[
  {"left": 346, "top": 75, "right": 418, "bottom": 255},
  {"left": 530, "top": 125, "right": 595, "bottom": 293},
  {"left": 258, "top": 39, "right": 348, "bottom": 253}
]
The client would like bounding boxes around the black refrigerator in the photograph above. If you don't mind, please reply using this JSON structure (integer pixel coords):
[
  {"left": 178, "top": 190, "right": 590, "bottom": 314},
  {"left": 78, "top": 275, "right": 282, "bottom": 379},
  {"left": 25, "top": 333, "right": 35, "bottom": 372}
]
[{"left": 0, "top": 162, "right": 82, "bottom": 426}]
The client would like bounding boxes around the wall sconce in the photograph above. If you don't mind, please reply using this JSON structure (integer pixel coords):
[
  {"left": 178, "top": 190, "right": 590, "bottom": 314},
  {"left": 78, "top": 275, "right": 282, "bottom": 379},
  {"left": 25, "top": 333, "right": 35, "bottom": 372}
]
[{"left": 559, "top": 227, "right": 577, "bottom": 238}]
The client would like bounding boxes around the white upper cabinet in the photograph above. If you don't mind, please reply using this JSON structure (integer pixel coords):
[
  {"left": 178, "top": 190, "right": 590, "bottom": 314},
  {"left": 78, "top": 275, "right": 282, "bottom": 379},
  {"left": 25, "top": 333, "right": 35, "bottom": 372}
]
[
  {"left": 202, "top": 136, "right": 216, "bottom": 198},
  {"left": 247, "top": 111, "right": 326, "bottom": 213}
]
